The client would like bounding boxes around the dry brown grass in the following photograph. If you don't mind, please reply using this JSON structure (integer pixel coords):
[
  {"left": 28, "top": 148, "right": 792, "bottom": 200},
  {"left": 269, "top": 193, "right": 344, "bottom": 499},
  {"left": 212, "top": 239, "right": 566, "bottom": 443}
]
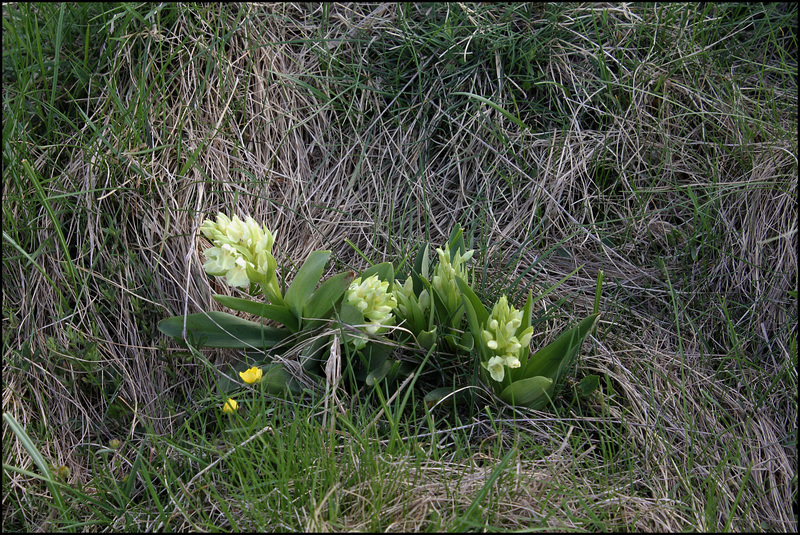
[{"left": 3, "top": 2, "right": 796, "bottom": 531}]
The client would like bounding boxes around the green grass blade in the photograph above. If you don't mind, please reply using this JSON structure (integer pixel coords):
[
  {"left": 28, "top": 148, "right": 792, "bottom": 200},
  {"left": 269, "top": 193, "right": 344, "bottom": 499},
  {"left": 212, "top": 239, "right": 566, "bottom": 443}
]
[{"left": 3, "top": 413, "right": 69, "bottom": 524}]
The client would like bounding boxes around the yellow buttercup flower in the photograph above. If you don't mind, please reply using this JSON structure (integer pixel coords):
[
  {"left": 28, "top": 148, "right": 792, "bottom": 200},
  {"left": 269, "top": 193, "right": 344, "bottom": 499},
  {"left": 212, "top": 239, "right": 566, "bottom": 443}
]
[
  {"left": 239, "top": 367, "right": 263, "bottom": 384},
  {"left": 222, "top": 398, "right": 238, "bottom": 413}
]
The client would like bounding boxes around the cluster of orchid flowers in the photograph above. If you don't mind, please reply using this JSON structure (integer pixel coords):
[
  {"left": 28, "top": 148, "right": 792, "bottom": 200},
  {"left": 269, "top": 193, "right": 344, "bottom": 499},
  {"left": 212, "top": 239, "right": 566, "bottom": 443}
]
[
  {"left": 199, "top": 213, "right": 283, "bottom": 304},
  {"left": 159, "top": 213, "right": 600, "bottom": 414},
  {"left": 481, "top": 296, "right": 534, "bottom": 383}
]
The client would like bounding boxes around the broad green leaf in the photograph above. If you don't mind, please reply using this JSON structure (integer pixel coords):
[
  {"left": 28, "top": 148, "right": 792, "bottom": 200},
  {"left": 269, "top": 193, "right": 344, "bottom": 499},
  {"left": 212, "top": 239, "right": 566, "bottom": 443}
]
[
  {"left": 457, "top": 330, "right": 474, "bottom": 351},
  {"left": 353, "top": 342, "right": 394, "bottom": 383},
  {"left": 408, "top": 275, "right": 438, "bottom": 332},
  {"left": 499, "top": 376, "right": 553, "bottom": 409},
  {"left": 260, "top": 363, "right": 303, "bottom": 396},
  {"left": 365, "top": 360, "right": 415, "bottom": 387},
  {"left": 417, "top": 327, "right": 437, "bottom": 350},
  {"left": 212, "top": 294, "right": 299, "bottom": 332},
  {"left": 284, "top": 250, "right": 331, "bottom": 322},
  {"left": 300, "top": 335, "right": 332, "bottom": 377},
  {"left": 522, "top": 313, "right": 600, "bottom": 383},
  {"left": 520, "top": 289, "right": 533, "bottom": 335},
  {"left": 303, "top": 271, "right": 355, "bottom": 324},
  {"left": 424, "top": 386, "right": 471, "bottom": 409},
  {"left": 337, "top": 302, "right": 363, "bottom": 325},
  {"left": 406, "top": 296, "right": 426, "bottom": 334},
  {"left": 361, "top": 341, "right": 392, "bottom": 372},
  {"left": 366, "top": 359, "right": 396, "bottom": 386},
  {"left": 158, "top": 311, "right": 289, "bottom": 349},
  {"left": 576, "top": 374, "right": 600, "bottom": 398}
]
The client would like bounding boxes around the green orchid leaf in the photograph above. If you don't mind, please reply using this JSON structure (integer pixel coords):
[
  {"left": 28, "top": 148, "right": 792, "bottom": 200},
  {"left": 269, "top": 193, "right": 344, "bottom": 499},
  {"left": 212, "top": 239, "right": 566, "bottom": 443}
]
[
  {"left": 424, "top": 386, "right": 471, "bottom": 409},
  {"left": 404, "top": 297, "right": 426, "bottom": 335},
  {"left": 456, "top": 330, "right": 474, "bottom": 351},
  {"left": 359, "top": 262, "right": 395, "bottom": 288},
  {"left": 260, "top": 363, "right": 304, "bottom": 396},
  {"left": 576, "top": 374, "right": 600, "bottom": 398},
  {"left": 417, "top": 327, "right": 437, "bottom": 350},
  {"left": 300, "top": 335, "right": 332, "bottom": 377},
  {"left": 448, "top": 224, "right": 466, "bottom": 258},
  {"left": 361, "top": 341, "right": 392, "bottom": 371},
  {"left": 284, "top": 250, "right": 331, "bottom": 323},
  {"left": 455, "top": 276, "right": 489, "bottom": 349},
  {"left": 405, "top": 274, "right": 437, "bottom": 332},
  {"left": 499, "top": 376, "right": 553, "bottom": 409},
  {"left": 212, "top": 294, "right": 299, "bottom": 332},
  {"left": 366, "top": 358, "right": 397, "bottom": 386},
  {"left": 367, "top": 359, "right": 415, "bottom": 387},
  {"left": 158, "top": 311, "right": 289, "bottom": 349},
  {"left": 441, "top": 332, "right": 460, "bottom": 353},
  {"left": 519, "top": 289, "right": 533, "bottom": 339},
  {"left": 244, "top": 263, "right": 269, "bottom": 289},
  {"left": 411, "top": 242, "right": 430, "bottom": 294},
  {"left": 352, "top": 342, "right": 394, "bottom": 383},
  {"left": 522, "top": 313, "right": 600, "bottom": 384},
  {"left": 303, "top": 271, "right": 355, "bottom": 327}
]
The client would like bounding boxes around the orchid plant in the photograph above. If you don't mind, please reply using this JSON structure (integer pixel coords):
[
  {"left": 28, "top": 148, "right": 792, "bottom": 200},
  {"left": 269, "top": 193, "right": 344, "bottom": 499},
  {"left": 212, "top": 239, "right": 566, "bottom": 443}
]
[{"left": 158, "top": 213, "right": 602, "bottom": 413}]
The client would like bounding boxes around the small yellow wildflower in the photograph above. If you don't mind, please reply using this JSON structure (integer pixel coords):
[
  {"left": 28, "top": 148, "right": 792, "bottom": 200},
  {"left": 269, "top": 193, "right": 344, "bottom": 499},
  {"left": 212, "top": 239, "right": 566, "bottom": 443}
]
[{"left": 239, "top": 367, "right": 263, "bottom": 384}]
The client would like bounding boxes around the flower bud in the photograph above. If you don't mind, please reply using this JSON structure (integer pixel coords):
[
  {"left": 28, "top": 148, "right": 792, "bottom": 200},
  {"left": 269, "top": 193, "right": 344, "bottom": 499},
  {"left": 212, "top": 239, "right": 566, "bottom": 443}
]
[{"left": 222, "top": 398, "right": 238, "bottom": 413}]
